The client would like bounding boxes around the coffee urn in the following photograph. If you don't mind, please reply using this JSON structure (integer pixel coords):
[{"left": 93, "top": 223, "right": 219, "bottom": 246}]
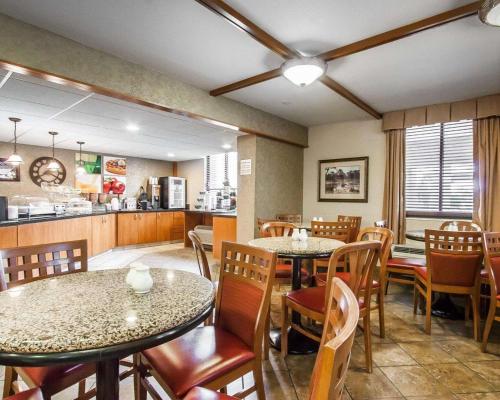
[{"left": 147, "top": 176, "right": 161, "bottom": 209}]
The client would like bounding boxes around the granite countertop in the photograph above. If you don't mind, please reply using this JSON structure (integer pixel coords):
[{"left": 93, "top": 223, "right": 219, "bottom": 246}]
[
  {"left": 0, "top": 269, "right": 214, "bottom": 354},
  {"left": 0, "top": 208, "right": 189, "bottom": 227},
  {"left": 248, "top": 236, "right": 345, "bottom": 256}
]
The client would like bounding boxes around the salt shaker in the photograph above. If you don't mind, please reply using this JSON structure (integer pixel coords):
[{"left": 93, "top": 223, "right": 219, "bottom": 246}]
[
  {"left": 291, "top": 228, "right": 300, "bottom": 241},
  {"left": 299, "top": 229, "right": 308, "bottom": 241}
]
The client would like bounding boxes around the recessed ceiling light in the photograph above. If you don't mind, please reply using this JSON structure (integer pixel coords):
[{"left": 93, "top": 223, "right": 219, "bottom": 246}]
[
  {"left": 126, "top": 123, "right": 139, "bottom": 132},
  {"left": 167, "top": 152, "right": 175, "bottom": 157},
  {"left": 222, "top": 144, "right": 232, "bottom": 150}
]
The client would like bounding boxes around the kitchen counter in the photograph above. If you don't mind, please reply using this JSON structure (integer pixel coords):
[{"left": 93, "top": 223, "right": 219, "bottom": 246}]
[
  {"left": 185, "top": 209, "right": 237, "bottom": 218},
  {"left": 0, "top": 208, "right": 187, "bottom": 227}
]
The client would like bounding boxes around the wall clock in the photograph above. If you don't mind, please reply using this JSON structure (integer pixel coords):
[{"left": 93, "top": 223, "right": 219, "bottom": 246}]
[{"left": 29, "top": 157, "right": 66, "bottom": 186}]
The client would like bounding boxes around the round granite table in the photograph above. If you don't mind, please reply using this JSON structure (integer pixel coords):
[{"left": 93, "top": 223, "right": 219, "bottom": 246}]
[
  {"left": 0, "top": 269, "right": 215, "bottom": 400},
  {"left": 248, "top": 236, "right": 344, "bottom": 354},
  {"left": 406, "top": 230, "right": 425, "bottom": 242}
]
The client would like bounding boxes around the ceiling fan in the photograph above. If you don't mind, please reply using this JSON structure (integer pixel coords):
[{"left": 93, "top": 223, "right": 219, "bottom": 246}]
[{"left": 195, "top": 0, "right": 495, "bottom": 120}]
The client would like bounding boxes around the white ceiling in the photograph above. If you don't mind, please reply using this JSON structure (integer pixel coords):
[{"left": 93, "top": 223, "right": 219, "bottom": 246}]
[
  {"left": 0, "top": 0, "right": 499, "bottom": 126},
  {"left": 0, "top": 69, "right": 240, "bottom": 161}
]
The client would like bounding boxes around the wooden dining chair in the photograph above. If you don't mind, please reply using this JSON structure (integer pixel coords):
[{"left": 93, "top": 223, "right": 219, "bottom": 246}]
[
  {"left": 275, "top": 213, "right": 302, "bottom": 224},
  {"left": 188, "top": 230, "right": 212, "bottom": 281},
  {"left": 311, "top": 221, "right": 352, "bottom": 282},
  {"left": 282, "top": 241, "right": 380, "bottom": 372},
  {"left": 136, "top": 241, "right": 277, "bottom": 400},
  {"left": 0, "top": 240, "right": 95, "bottom": 400},
  {"left": 256, "top": 218, "right": 275, "bottom": 236},
  {"left": 481, "top": 232, "right": 500, "bottom": 352},
  {"left": 337, "top": 215, "right": 362, "bottom": 242},
  {"left": 439, "top": 220, "right": 482, "bottom": 232},
  {"left": 4, "top": 388, "right": 43, "bottom": 400},
  {"left": 315, "top": 228, "right": 393, "bottom": 339},
  {"left": 413, "top": 230, "right": 483, "bottom": 337},
  {"left": 184, "top": 277, "right": 359, "bottom": 400}
]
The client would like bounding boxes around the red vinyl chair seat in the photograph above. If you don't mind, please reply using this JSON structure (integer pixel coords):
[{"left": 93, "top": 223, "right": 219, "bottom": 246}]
[
  {"left": 314, "top": 271, "right": 380, "bottom": 289},
  {"left": 286, "top": 286, "right": 326, "bottom": 313},
  {"left": 387, "top": 257, "right": 426, "bottom": 269},
  {"left": 184, "top": 387, "right": 237, "bottom": 400},
  {"left": 414, "top": 266, "right": 428, "bottom": 280},
  {"left": 142, "top": 326, "right": 255, "bottom": 398},
  {"left": 5, "top": 389, "right": 43, "bottom": 400},
  {"left": 275, "top": 263, "right": 309, "bottom": 281},
  {"left": 20, "top": 364, "right": 95, "bottom": 395}
]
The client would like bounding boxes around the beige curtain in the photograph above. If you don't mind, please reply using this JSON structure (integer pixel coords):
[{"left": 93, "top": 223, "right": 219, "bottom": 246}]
[
  {"left": 383, "top": 129, "right": 406, "bottom": 243},
  {"left": 473, "top": 117, "right": 500, "bottom": 231}
]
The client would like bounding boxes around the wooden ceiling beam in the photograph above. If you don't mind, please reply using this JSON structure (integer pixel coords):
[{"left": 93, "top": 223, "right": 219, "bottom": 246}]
[
  {"left": 320, "top": 76, "right": 381, "bottom": 119},
  {"left": 210, "top": 68, "right": 281, "bottom": 96},
  {"left": 195, "top": 0, "right": 299, "bottom": 59},
  {"left": 318, "top": 1, "right": 481, "bottom": 61}
]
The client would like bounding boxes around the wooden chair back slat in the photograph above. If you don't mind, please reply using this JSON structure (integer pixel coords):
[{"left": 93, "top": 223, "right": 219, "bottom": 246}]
[
  {"left": 311, "top": 221, "right": 351, "bottom": 243},
  {"left": 425, "top": 230, "right": 483, "bottom": 287},
  {"left": 0, "top": 240, "right": 88, "bottom": 290},
  {"left": 357, "top": 227, "right": 394, "bottom": 283},
  {"left": 440, "top": 221, "right": 482, "bottom": 232},
  {"left": 257, "top": 218, "right": 276, "bottom": 235},
  {"left": 275, "top": 214, "right": 302, "bottom": 224},
  {"left": 309, "top": 277, "right": 359, "bottom": 400},
  {"left": 188, "top": 230, "right": 212, "bottom": 281},
  {"left": 483, "top": 232, "right": 500, "bottom": 296},
  {"left": 260, "top": 221, "right": 295, "bottom": 238},
  {"left": 338, "top": 215, "right": 362, "bottom": 242},
  {"left": 216, "top": 241, "right": 276, "bottom": 356}
]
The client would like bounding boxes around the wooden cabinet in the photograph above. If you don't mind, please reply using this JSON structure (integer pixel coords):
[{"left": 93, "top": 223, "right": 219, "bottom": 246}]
[
  {"left": 117, "top": 212, "right": 157, "bottom": 246},
  {"left": 0, "top": 226, "right": 18, "bottom": 249},
  {"left": 212, "top": 216, "right": 237, "bottom": 259},
  {"left": 91, "top": 214, "right": 116, "bottom": 255},
  {"left": 18, "top": 217, "right": 93, "bottom": 253},
  {"left": 157, "top": 212, "right": 173, "bottom": 242},
  {"left": 172, "top": 212, "right": 185, "bottom": 241},
  {"left": 138, "top": 213, "right": 157, "bottom": 244}
]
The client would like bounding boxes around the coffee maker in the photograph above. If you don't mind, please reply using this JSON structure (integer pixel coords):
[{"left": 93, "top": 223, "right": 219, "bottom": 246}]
[{"left": 147, "top": 176, "right": 161, "bottom": 209}]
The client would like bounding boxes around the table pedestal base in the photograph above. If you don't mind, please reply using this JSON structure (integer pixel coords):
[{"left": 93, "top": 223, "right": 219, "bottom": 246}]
[
  {"left": 96, "top": 358, "right": 119, "bottom": 400},
  {"left": 269, "top": 327, "right": 319, "bottom": 355}
]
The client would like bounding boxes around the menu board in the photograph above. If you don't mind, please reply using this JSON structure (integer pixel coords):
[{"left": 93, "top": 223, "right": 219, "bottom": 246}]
[{"left": 103, "top": 156, "right": 127, "bottom": 194}]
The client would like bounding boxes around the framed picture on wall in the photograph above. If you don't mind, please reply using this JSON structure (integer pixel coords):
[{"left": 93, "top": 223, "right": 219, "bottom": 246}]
[
  {"left": 0, "top": 158, "right": 20, "bottom": 182},
  {"left": 318, "top": 157, "right": 368, "bottom": 203}
]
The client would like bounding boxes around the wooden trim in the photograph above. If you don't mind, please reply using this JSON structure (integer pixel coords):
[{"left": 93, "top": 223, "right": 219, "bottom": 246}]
[
  {"left": 319, "top": 76, "right": 381, "bottom": 119},
  {"left": 195, "top": 0, "right": 299, "bottom": 59},
  {"left": 0, "top": 59, "right": 307, "bottom": 149},
  {"left": 318, "top": 2, "right": 481, "bottom": 62},
  {"left": 210, "top": 68, "right": 282, "bottom": 96}
]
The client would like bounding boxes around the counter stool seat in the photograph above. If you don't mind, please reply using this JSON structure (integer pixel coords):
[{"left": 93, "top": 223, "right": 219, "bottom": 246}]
[{"left": 184, "top": 387, "right": 236, "bottom": 400}]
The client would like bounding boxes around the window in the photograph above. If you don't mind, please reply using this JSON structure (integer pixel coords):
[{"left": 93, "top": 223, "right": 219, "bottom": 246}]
[
  {"left": 405, "top": 120, "right": 473, "bottom": 218},
  {"left": 205, "top": 152, "right": 238, "bottom": 191}
]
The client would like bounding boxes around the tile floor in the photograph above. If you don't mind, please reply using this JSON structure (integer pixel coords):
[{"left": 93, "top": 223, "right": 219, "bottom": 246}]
[{"left": 2, "top": 243, "right": 499, "bottom": 400}]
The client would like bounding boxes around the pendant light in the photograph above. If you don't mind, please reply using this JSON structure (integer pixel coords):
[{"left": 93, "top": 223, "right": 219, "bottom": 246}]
[
  {"left": 479, "top": 0, "right": 500, "bottom": 26},
  {"left": 6, "top": 117, "right": 23, "bottom": 165},
  {"left": 47, "top": 131, "right": 60, "bottom": 171},
  {"left": 75, "top": 141, "right": 86, "bottom": 176}
]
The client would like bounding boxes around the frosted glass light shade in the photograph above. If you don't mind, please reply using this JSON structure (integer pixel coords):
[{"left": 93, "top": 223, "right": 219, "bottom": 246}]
[
  {"left": 282, "top": 57, "right": 327, "bottom": 87},
  {"left": 6, "top": 153, "right": 24, "bottom": 165},
  {"left": 479, "top": 0, "right": 500, "bottom": 26},
  {"left": 47, "top": 159, "right": 60, "bottom": 171}
]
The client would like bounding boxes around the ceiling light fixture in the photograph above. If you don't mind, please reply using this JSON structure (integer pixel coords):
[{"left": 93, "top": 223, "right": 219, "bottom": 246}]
[
  {"left": 281, "top": 57, "right": 327, "bottom": 87},
  {"left": 47, "top": 131, "right": 60, "bottom": 171},
  {"left": 75, "top": 141, "right": 86, "bottom": 176},
  {"left": 221, "top": 144, "right": 232, "bottom": 150},
  {"left": 126, "top": 123, "right": 140, "bottom": 132},
  {"left": 6, "top": 117, "right": 23, "bottom": 165},
  {"left": 479, "top": 0, "right": 500, "bottom": 26},
  {"left": 167, "top": 152, "right": 175, "bottom": 157}
]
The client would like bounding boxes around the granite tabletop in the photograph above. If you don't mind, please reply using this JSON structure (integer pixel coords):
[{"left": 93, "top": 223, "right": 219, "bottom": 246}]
[
  {"left": 248, "top": 236, "right": 345, "bottom": 256},
  {"left": 0, "top": 269, "right": 214, "bottom": 354}
]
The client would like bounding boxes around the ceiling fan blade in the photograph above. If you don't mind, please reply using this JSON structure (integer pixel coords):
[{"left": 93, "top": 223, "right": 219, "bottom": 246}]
[
  {"left": 320, "top": 76, "right": 381, "bottom": 119},
  {"left": 318, "top": 1, "right": 481, "bottom": 62},
  {"left": 195, "top": 0, "right": 299, "bottom": 59},
  {"left": 210, "top": 68, "right": 282, "bottom": 97}
]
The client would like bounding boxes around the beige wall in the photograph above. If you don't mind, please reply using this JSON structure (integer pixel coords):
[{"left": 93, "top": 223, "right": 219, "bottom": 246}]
[
  {"left": 303, "top": 120, "right": 385, "bottom": 227},
  {"left": 176, "top": 158, "right": 204, "bottom": 209},
  {"left": 0, "top": 142, "right": 172, "bottom": 198},
  {"left": 236, "top": 135, "right": 257, "bottom": 243},
  {"left": 0, "top": 13, "right": 307, "bottom": 146}
]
